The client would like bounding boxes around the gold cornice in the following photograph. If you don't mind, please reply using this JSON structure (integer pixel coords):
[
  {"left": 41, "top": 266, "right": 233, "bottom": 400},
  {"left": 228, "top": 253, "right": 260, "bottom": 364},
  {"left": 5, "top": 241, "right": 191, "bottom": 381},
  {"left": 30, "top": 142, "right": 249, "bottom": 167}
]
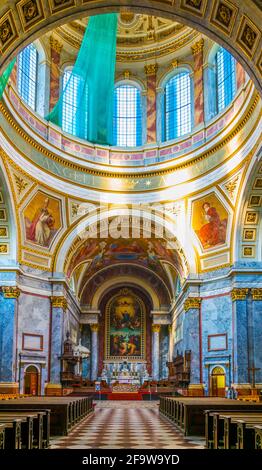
[
  {"left": 231, "top": 288, "right": 249, "bottom": 301},
  {"left": 251, "top": 288, "right": 262, "bottom": 300},
  {"left": 0, "top": 90, "right": 259, "bottom": 183},
  {"left": 1, "top": 286, "right": 20, "bottom": 299},
  {"left": 184, "top": 297, "right": 201, "bottom": 311},
  {"left": 145, "top": 64, "right": 158, "bottom": 76},
  {"left": 191, "top": 39, "right": 204, "bottom": 55},
  {"left": 51, "top": 296, "right": 67, "bottom": 310},
  {"left": 152, "top": 324, "right": 161, "bottom": 333}
]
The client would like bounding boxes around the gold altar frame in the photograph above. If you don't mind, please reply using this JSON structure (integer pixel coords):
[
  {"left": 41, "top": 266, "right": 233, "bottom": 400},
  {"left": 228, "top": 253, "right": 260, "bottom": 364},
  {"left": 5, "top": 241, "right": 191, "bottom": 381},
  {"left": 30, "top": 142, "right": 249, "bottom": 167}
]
[{"left": 105, "top": 288, "right": 146, "bottom": 361}]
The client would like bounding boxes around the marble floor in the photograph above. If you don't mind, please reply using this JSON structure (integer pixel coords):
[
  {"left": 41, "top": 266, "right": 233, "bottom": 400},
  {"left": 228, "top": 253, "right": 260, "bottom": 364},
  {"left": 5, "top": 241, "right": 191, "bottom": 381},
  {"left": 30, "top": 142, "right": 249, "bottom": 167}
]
[{"left": 50, "top": 401, "right": 205, "bottom": 449}]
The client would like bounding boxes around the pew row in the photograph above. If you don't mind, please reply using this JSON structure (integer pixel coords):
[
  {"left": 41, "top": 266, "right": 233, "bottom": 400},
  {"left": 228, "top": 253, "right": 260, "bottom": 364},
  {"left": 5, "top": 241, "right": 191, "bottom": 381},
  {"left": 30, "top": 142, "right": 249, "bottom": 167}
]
[
  {"left": 159, "top": 396, "right": 262, "bottom": 437},
  {"left": 0, "top": 395, "right": 93, "bottom": 449},
  {"left": 205, "top": 410, "right": 262, "bottom": 448}
]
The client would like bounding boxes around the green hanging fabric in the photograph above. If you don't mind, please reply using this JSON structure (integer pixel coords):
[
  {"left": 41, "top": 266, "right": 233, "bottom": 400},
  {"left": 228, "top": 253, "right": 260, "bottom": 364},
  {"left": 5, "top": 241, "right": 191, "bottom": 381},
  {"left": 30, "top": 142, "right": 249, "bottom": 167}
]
[
  {"left": 46, "top": 13, "right": 118, "bottom": 146},
  {"left": 0, "top": 58, "right": 16, "bottom": 100}
]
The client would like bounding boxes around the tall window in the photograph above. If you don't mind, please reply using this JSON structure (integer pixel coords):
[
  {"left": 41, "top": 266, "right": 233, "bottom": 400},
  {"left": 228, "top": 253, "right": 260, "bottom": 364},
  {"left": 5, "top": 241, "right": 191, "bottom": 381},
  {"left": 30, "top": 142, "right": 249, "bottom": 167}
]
[
  {"left": 62, "top": 69, "right": 88, "bottom": 138},
  {"left": 163, "top": 71, "right": 191, "bottom": 142},
  {"left": 216, "top": 47, "right": 236, "bottom": 113},
  {"left": 17, "top": 44, "right": 38, "bottom": 110},
  {"left": 113, "top": 84, "right": 142, "bottom": 147}
]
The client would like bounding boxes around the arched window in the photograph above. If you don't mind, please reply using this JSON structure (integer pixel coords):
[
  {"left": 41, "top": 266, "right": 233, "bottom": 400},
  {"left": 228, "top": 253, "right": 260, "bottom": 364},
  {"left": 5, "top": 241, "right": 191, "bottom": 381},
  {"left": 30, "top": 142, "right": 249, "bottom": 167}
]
[
  {"left": 17, "top": 44, "right": 38, "bottom": 110},
  {"left": 163, "top": 71, "right": 192, "bottom": 142},
  {"left": 113, "top": 84, "right": 142, "bottom": 147},
  {"left": 216, "top": 47, "right": 236, "bottom": 113},
  {"left": 61, "top": 68, "right": 88, "bottom": 138}
]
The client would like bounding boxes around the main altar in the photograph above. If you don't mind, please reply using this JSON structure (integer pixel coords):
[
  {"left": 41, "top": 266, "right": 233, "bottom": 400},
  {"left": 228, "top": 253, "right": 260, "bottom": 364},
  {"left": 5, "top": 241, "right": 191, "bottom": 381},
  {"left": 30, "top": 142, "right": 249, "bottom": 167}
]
[{"left": 100, "top": 360, "right": 150, "bottom": 386}]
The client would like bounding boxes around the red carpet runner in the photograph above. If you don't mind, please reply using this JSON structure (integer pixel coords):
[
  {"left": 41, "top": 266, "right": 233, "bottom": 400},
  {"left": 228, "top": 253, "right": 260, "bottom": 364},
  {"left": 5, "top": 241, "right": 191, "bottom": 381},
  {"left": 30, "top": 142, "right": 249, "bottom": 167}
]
[{"left": 108, "top": 392, "right": 142, "bottom": 400}]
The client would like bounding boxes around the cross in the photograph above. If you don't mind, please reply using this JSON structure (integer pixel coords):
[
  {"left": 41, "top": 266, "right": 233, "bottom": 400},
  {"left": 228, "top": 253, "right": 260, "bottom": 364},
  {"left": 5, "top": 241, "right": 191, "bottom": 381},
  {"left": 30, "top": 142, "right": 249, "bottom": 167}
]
[{"left": 248, "top": 366, "right": 261, "bottom": 388}]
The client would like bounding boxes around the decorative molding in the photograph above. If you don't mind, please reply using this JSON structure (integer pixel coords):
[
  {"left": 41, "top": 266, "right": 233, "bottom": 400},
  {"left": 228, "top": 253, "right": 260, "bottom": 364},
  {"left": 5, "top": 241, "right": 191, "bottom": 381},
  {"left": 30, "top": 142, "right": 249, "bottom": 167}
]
[
  {"left": 144, "top": 64, "right": 158, "bottom": 76},
  {"left": 231, "top": 288, "right": 249, "bottom": 301},
  {"left": 51, "top": 296, "right": 67, "bottom": 310},
  {"left": 191, "top": 38, "right": 204, "bottom": 55},
  {"left": 123, "top": 70, "right": 131, "bottom": 79},
  {"left": 152, "top": 324, "right": 161, "bottom": 333},
  {"left": 251, "top": 289, "right": 262, "bottom": 301},
  {"left": 1, "top": 286, "right": 20, "bottom": 298},
  {"left": 184, "top": 297, "right": 201, "bottom": 311}
]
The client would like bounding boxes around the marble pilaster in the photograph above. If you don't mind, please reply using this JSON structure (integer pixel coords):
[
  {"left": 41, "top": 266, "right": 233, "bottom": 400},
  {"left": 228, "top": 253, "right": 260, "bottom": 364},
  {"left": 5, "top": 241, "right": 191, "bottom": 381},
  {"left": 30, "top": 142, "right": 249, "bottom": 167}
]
[
  {"left": 0, "top": 287, "right": 20, "bottom": 390},
  {"left": 183, "top": 297, "right": 202, "bottom": 384},
  {"left": 231, "top": 288, "right": 249, "bottom": 384},
  {"left": 192, "top": 39, "right": 204, "bottom": 126},
  {"left": 152, "top": 324, "right": 161, "bottom": 380},
  {"left": 90, "top": 324, "right": 99, "bottom": 381},
  {"left": 145, "top": 64, "right": 158, "bottom": 144},
  {"left": 49, "top": 37, "right": 63, "bottom": 112},
  {"left": 236, "top": 62, "right": 246, "bottom": 90},
  {"left": 49, "top": 296, "right": 67, "bottom": 384}
]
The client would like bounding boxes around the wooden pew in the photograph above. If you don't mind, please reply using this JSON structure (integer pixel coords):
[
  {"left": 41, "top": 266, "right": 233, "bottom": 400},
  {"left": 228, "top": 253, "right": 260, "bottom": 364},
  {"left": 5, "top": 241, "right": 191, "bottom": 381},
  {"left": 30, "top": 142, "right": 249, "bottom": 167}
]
[
  {"left": 254, "top": 425, "right": 262, "bottom": 449},
  {"left": 0, "top": 424, "right": 5, "bottom": 449},
  {"left": 0, "top": 417, "right": 23, "bottom": 449},
  {"left": 0, "top": 396, "right": 93, "bottom": 437},
  {"left": 159, "top": 396, "right": 262, "bottom": 437},
  {"left": 206, "top": 411, "right": 262, "bottom": 449},
  {"left": 235, "top": 416, "right": 262, "bottom": 449},
  {"left": 0, "top": 410, "right": 49, "bottom": 449}
]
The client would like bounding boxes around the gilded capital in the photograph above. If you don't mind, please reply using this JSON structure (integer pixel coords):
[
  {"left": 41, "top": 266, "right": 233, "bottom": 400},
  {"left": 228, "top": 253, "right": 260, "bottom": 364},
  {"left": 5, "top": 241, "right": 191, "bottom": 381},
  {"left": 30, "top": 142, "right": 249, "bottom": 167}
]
[
  {"left": 191, "top": 39, "right": 204, "bottom": 56},
  {"left": 49, "top": 36, "right": 63, "bottom": 54},
  {"left": 123, "top": 70, "right": 131, "bottom": 79},
  {"left": 231, "top": 288, "right": 249, "bottom": 301},
  {"left": 251, "top": 288, "right": 262, "bottom": 300},
  {"left": 51, "top": 296, "right": 67, "bottom": 310},
  {"left": 1, "top": 286, "right": 20, "bottom": 299},
  {"left": 145, "top": 64, "right": 158, "bottom": 76},
  {"left": 152, "top": 324, "right": 161, "bottom": 333},
  {"left": 168, "top": 325, "right": 172, "bottom": 333},
  {"left": 171, "top": 59, "right": 178, "bottom": 69},
  {"left": 184, "top": 297, "right": 201, "bottom": 312},
  {"left": 90, "top": 324, "right": 99, "bottom": 333}
]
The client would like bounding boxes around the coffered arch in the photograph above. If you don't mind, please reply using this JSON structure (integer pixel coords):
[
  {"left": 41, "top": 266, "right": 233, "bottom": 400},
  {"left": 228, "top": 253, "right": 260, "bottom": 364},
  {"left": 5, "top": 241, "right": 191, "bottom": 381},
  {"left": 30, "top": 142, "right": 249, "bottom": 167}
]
[{"left": 0, "top": 1, "right": 261, "bottom": 94}]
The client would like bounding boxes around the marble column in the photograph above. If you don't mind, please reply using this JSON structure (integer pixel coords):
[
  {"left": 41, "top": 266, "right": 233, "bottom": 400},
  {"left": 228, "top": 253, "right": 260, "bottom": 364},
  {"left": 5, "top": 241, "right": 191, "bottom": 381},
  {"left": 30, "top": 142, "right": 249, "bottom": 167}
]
[
  {"left": 49, "top": 36, "right": 63, "bottom": 112},
  {"left": 0, "top": 287, "right": 20, "bottom": 394},
  {"left": 81, "top": 324, "right": 91, "bottom": 380},
  {"left": 145, "top": 64, "right": 158, "bottom": 144},
  {"left": 90, "top": 324, "right": 99, "bottom": 381},
  {"left": 251, "top": 289, "right": 262, "bottom": 385},
  {"left": 48, "top": 296, "right": 67, "bottom": 394},
  {"left": 231, "top": 288, "right": 249, "bottom": 385},
  {"left": 152, "top": 324, "right": 161, "bottom": 380},
  {"left": 191, "top": 39, "right": 204, "bottom": 126},
  {"left": 236, "top": 62, "right": 246, "bottom": 90},
  {"left": 183, "top": 297, "right": 202, "bottom": 389},
  {"left": 168, "top": 324, "right": 173, "bottom": 362}
]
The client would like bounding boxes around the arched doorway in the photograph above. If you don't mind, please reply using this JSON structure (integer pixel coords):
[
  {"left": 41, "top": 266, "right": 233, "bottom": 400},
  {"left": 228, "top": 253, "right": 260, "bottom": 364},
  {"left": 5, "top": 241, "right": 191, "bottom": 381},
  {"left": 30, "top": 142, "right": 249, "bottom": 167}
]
[
  {"left": 210, "top": 366, "right": 226, "bottom": 397},
  {"left": 24, "top": 365, "right": 40, "bottom": 396}
]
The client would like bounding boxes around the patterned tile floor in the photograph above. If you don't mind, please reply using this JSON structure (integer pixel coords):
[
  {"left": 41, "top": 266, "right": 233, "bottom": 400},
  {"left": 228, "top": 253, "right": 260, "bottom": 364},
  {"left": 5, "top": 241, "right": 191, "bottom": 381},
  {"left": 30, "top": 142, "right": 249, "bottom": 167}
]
[{"left": 50, "top": 401, "right": 205, "bottom": 449}]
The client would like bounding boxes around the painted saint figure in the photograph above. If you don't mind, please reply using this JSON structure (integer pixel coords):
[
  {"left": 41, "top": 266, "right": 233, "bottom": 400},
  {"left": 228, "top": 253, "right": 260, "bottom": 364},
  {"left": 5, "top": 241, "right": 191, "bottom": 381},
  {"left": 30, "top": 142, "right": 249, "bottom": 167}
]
[
  {"left": 198, "top": 202, "right": 227, "bottom": 248},
  {"left": 29, "top": 198, "right": 55, "bottom": 247}
]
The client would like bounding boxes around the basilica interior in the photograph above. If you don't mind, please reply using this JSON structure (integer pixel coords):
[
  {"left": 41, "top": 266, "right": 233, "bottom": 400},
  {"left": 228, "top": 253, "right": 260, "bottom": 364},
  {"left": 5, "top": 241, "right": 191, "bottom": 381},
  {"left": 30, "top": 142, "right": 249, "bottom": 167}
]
[{"left": 0, "top": 0, "right": 261, "bottom": 452}]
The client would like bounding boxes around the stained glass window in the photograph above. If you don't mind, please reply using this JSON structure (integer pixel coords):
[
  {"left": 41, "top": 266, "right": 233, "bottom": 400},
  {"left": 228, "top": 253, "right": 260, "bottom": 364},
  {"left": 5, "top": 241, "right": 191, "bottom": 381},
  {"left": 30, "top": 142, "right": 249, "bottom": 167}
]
[
  {"left": 163, "top": 71, "right": 191, "bottom": 142},
  {"left": 216, "top": 47, "right": 236, "bottom": 113},
  {"left": 113, "top": 84, "right": 142, "bottom": 147},
  {"left": 17, "top": 44, "right": 38, "bottom": 110}
]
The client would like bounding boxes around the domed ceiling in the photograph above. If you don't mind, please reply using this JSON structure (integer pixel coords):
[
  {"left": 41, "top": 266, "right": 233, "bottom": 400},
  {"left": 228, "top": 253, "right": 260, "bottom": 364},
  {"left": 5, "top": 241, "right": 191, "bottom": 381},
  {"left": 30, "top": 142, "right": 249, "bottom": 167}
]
[{"left": 54, "top": 13, "right": 198, "bottom": 62}]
